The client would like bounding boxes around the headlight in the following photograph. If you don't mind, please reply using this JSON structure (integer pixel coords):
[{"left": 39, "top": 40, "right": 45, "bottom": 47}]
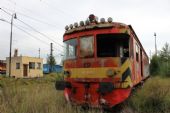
[
  {"left": 80, "top": 21, "right": 84, "bottom": 26},
  {"left": 64, "top": 70, "right": 71, "bottom": 77},
  {"left": 100, "top": 18, "right": 105, "bottom": 23},
  {"left": 107, "top": 17, "right": 113, "bottom": 23},
  {"left": 85, "top": 19, "right": 90, "bottom": 25},
  {"left": 69, "top": 24, "right": 73, "bottom": 29},
  {"left": 74, "top": 22, "right": 78, "bottom": 28},
  {"left": 106, "top": 69, "right": 114, "bottom": 77},
  {"left": 65, "top": 25, "right": 69, "bottom": 30}
]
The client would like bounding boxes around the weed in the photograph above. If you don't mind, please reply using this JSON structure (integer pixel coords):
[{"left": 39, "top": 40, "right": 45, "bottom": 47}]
[{"left": 0, "top": 75, "right": 170, "bottom": 113}]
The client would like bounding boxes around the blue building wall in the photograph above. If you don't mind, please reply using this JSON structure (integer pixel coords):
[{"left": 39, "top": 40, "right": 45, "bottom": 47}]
[{"left": 43, "top": 64, "right": 63, "bottom": 74}]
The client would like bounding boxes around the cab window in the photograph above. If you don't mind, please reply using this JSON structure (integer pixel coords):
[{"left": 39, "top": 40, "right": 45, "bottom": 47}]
[
  {"left": 64, "top": 38, "right": 77, "bottom": 60},
  {"left": 80, "top": 36, "right": 94, "bottom": 58},
  {"left": 97, "top": 33, "right": 129, "bottom": 57}
]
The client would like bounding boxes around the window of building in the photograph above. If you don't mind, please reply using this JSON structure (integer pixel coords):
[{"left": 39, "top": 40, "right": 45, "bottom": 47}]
[
  {"left": 37, "top": 63, "right": 41, "bottom": 69},
  {"left": 80, "top": 36, "right": 94, "bottom": 58},
  {"left": 16, "top": 63, "right": 20, "bottom": 69},
  {"left": 29, "top": 62, "right": 35, "bottom": 69}
]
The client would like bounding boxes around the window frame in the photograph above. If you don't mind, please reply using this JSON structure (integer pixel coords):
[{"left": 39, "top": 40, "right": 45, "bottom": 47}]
[
  {"left": 96, "top": 33, "right": 130, "bottom": 58},
  {"left": 64, "top": 38, "right": 78, "bottom": 60},
  {"left": 16, "top": 63, "right": 20, "bottom": 69},
  {"left": 29, "top": 62, "right": 35, "bottom": 69},
  {"left": 136, "top": 43, "right": 139, "bottom": 62},
  {"left": 79, "top": 35, "right": 94, "bottom": 58},
  {"left": 37, "top": 62, "right": 41, "bottom": 69}
]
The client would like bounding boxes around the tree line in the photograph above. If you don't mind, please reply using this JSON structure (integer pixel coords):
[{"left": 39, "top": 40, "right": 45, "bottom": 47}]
[{"left": 150, "top": 42, "right": 170, "bottom": 76}]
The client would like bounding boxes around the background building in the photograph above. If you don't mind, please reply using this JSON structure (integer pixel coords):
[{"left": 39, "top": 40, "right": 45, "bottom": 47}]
[
  {"left": 0, "top": 60, "right": 6, "bottom": 75},
  {"left": 6, "top": 49, "right": 43, "bottom": 78},
  {"left": 43, "top": 64, "right": 63, "bottom": 74}
]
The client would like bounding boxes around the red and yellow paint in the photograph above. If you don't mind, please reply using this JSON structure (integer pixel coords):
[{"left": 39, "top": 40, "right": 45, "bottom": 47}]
[
  {"left": 63, "top": 58, "right": 133, "bottom": 107},
  {"left": 61, "top": 22, "right": 149, "bottom": 108}
]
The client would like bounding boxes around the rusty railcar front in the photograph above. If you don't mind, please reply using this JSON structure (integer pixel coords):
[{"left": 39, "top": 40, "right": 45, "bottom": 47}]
[{"left": 56, "top": 14, "right": 149, "bottom": 108}]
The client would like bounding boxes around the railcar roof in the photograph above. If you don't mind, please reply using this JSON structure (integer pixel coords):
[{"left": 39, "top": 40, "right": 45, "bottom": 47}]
[
  {"left": 64, "top": 22, "right": 128, "bottom": 35},
  {"left": 63, "top": 16, "right": 149, "bottom": 59},
  {"left": 128, "top": 25, "right": 149, "bottom": 59}
]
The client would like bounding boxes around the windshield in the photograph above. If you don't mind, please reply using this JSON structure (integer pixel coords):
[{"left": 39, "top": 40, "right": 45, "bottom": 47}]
[
  {"left": 64, "top": 38, "right": 77, "bottom": 60},
  {"left": 97, "top": 33, "right": 129, "bottom": 57},
  {"left": 80, "top": 36, "right": 94, "bottom": 58}
]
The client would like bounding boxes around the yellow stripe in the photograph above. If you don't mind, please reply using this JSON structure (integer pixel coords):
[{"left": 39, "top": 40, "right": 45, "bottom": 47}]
[
  {"left": 68, "top": 67, "right": 116, "bottom": 78},
  {"left": 64, "top": 58, "right": 133, "bottom": 88},
  {"left": 117, "top": 59, "right": 130, "bottom": 77},
  {"left": 119, "top": 59, "right": 133, "bottom": 88}
]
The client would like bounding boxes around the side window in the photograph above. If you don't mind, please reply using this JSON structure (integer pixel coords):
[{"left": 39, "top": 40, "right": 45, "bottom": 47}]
[
  {"left": 16, "top": 63, "right": 20, "bottom": 69},
  {"left": 80, "top": 36, "right": 94, "bottom": 58},
  {"left": 97, "top": 34, "right": 129, "bottom": 57},
  {"left": 130, "top": 38, "right": 134, "bottom": 58},
  {"left": 136, "top": 44, "right": 139, "bottom": 62}
]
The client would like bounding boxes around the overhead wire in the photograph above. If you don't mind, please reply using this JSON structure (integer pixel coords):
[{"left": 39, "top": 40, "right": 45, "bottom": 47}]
[
  {"left": 16, "top": 18, "right": 64, "bottom": 48},
  {"left": 40, "top": 0, "right": 75, "bottom": 21},
  {"left": 0, "top": 19, "right": 62, "bottom": 61},
  {"left": 6, "top": 0, "right": 16, "bottom": 4},
  {"left": 14, "top": 25, "right": 64, "bottom": 53},
  {"left": 0, "top": 18, "right": 63, "bottom": 54},
  {"left": 3, "top": 0, "right": 68, "bottom": 28},
  {"left": 0, "top": 6, "right": 65, "bottom": 57},
  {"left": 6, "top": 0, "right": 73, "bottom": 19},
  {"left": 0, "top": 7, "right": 12, "bottom": 16},
  {"left": 2, "top": 7, "right": 63, "bottom": 29},
  {"left": 4, "top": 0, "right": 41, "bottom": 16},
  {"left": 2, "top": 1, "right": 67, "bottom": 43},
  {"left": 3, "top": 0, "right": 75, "bottom": 25},
  {"left": 0, "top": 8, "right": 64, "bottom": 49},
  {"left": 2, "top": 7, "right": 64, "bottom": 43}
]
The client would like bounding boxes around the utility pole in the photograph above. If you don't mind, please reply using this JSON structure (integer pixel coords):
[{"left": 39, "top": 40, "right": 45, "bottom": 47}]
[
  {"left": 9, "top": 13, "right": 17, "bottom": 77},
  {"left": 50, "top": 43, "right": 53, "bottom": 72},
  {"left": 154, "top": 32, "right": 157, "bottom": 56},
  {"left": 0, "top": 8, "right": 17, "bottom": 77},
  {"left": 50, "top": 43, "right": 53, "bottom": 57},
  {"left": 38, "top": 48, "right": 40, "bottom": 58},
  {"left": 149, "top": 50, "right": 152, "bottom": 62}
]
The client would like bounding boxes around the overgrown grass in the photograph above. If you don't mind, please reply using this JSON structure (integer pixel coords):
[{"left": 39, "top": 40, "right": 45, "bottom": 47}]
[
  {"left": 0, "top": 74, "right": 100, "bottom": 113},
  {"left": 0, "top": 75, "right": 170, "bottom": 113},
  {"left": 122, "top": 76, "right": 170, "bottom": 113}
]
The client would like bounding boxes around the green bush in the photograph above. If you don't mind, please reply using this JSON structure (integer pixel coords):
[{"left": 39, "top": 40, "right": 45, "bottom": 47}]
[
  {"left": 150, "top": 42, "right": 170, "bottom": 77},
  {"left": 128, "top": 77, "right": 170, "bottom": 113},
  {"left": 150, "top": 55, "right": 160, "bottom": 76},
  {"left": 160, "top": 62, "right": 170, "bottom": 77}
]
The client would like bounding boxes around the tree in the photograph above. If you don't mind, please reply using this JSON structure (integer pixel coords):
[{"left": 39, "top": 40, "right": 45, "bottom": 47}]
[
  {"left": 150, "top": 55, "right": 160, "bottom": 76},
  {"left": 47, "top": 55, "right": 56, "bottom": 73},
  {"left": 159, "top": 42, "right": 170, "bottom": 76},
  {"left": 150, "top": 42, "right": 170, "bottom": 76},
  {"left": 159, "top": 42, "right": 170, "bottom": 62}
]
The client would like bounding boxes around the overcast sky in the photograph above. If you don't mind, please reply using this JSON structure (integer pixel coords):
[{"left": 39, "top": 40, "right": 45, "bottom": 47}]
[{"left": 0, "top": 0, "right": 170, "bottom": 64}]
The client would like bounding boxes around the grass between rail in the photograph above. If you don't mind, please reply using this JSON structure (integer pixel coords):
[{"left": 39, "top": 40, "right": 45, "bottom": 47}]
[
  {"left": 0, "top": 74, "right": 170, "bottom": 113},
  {"left": 121, "top": 76, "right": 170, "bottom": 113},
  {"left": 0, "top": 73, "right": 101, "bottom": 113}
]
